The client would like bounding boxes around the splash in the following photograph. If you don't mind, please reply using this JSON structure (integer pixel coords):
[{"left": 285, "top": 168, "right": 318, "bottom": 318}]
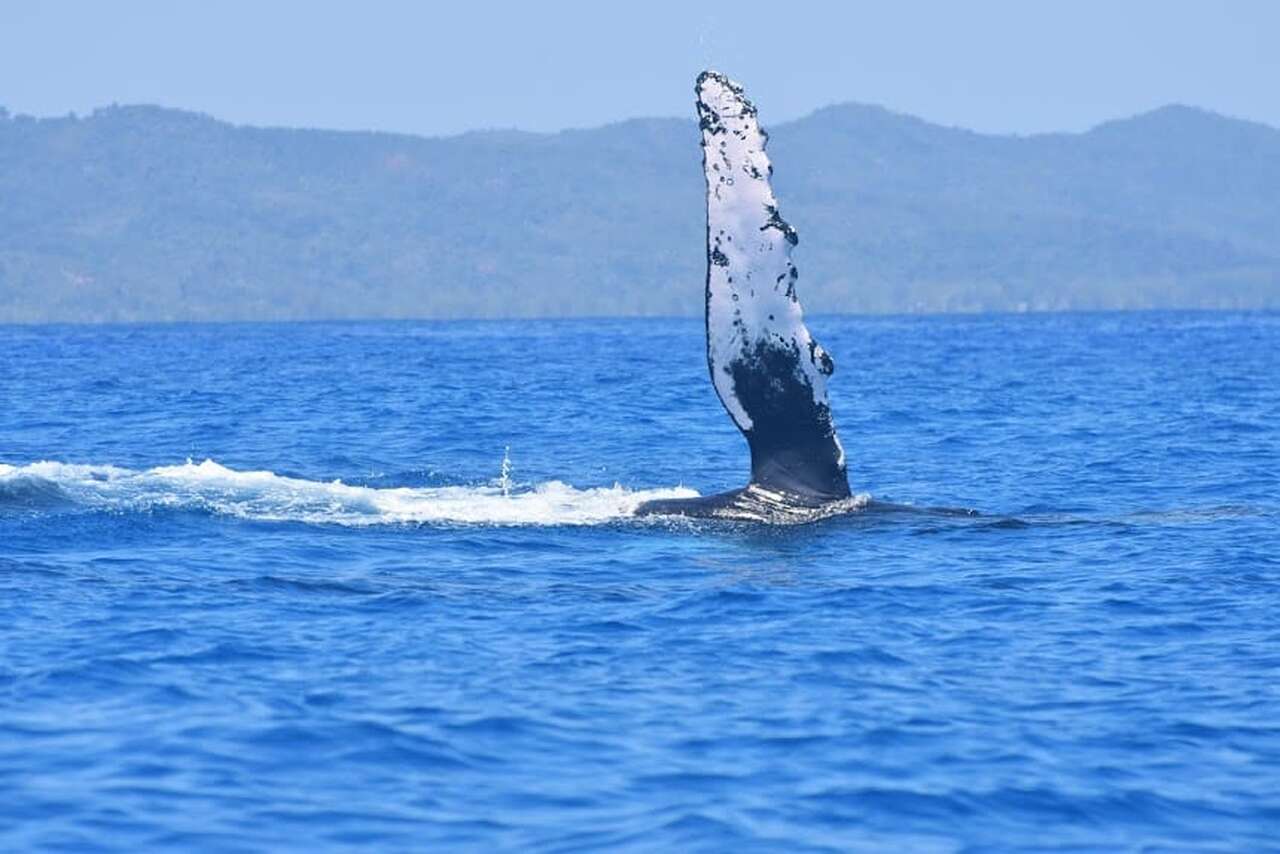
[
  {"left": 0, "top": 459, "right": 698, "bottom": 528},
  {"left": 498, "top": 446, "right": 514, "bottom": 498}
]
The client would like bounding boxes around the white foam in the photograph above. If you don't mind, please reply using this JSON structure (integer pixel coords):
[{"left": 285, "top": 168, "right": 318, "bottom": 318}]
[{"left": 0, "top": 459, "right": 698, "bottom": 527}]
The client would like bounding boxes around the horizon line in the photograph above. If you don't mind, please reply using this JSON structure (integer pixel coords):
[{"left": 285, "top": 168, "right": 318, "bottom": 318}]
[{"left": 5, "top": 306, "right": 1278, "bottom": 330}]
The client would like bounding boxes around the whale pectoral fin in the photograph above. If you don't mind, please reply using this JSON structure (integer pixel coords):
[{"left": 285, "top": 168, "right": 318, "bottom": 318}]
[{"left": 695, "top": 71, "right": 850, "bottom": 503}]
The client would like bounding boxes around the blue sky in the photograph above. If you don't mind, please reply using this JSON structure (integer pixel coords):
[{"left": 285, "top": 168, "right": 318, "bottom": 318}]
[{"left": 4, "top": 0, "right": 1277, "bottom": 136}]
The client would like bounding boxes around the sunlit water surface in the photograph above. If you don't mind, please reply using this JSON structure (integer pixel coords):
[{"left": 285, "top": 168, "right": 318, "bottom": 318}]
[{"left": 2, "top": 313, "right": 1278, "bottom": 850}]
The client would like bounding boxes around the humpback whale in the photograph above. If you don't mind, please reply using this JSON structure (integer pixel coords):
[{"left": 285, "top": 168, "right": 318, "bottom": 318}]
[{"left": 636, "top": 71, "right": 859, "bottom": 522}]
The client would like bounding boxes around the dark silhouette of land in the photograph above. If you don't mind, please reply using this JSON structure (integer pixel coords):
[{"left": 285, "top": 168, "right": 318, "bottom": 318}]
[{"left": 2, "top": 101, "right": 1277, "bottom": 322}]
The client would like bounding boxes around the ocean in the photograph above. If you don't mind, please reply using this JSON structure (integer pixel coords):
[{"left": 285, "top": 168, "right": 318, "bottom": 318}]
[{"left": 2, "top": 312, "right": 1277, "bottom": 850}]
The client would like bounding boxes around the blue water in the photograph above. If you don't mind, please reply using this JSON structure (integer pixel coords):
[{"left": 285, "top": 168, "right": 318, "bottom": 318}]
[{"left": 2, "top": 313, "right": 1278, "bottom": 850}]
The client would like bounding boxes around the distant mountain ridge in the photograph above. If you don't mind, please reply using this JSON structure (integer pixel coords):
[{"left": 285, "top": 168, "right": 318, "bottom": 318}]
[{"left": 1, "top": 100, "right": 1278, "bottom": 322}]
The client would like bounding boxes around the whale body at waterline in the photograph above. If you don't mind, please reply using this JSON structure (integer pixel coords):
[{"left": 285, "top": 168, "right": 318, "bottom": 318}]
[{"left": 635, "top": 72, "right": 857, "bottom": 523}]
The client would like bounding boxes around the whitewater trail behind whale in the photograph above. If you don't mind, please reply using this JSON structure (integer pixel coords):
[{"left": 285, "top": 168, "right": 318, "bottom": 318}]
[{"left": 0, "top": 459, "right": 699, "bottom": 527}]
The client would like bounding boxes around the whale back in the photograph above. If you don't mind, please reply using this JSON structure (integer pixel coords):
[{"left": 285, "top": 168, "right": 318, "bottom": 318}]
[{"left": 694, "top": 71, "right": 850, "bottom": 501}]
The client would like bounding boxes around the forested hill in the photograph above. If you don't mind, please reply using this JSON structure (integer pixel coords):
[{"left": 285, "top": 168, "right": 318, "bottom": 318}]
[{"left": 2, "top": 101, "right": 1278, "bottom": 322}]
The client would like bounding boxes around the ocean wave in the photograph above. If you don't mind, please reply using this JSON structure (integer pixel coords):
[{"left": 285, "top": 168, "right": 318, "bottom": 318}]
[
  {"left": 0, "top": 466, "right": 74, "bottom": 508},
  {"left": 0, "top": 459, "right": 698, "bottom": 527}
]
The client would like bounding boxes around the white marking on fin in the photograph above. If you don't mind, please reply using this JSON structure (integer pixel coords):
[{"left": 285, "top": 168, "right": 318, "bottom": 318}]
[{"left": 695, "top": 71, "right": 835, "bottom": 435}]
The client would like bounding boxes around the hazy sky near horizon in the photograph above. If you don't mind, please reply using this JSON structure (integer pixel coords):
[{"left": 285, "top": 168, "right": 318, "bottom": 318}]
[{"left": 4, "top": 1, "right": 1277, "bottom": 137}]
